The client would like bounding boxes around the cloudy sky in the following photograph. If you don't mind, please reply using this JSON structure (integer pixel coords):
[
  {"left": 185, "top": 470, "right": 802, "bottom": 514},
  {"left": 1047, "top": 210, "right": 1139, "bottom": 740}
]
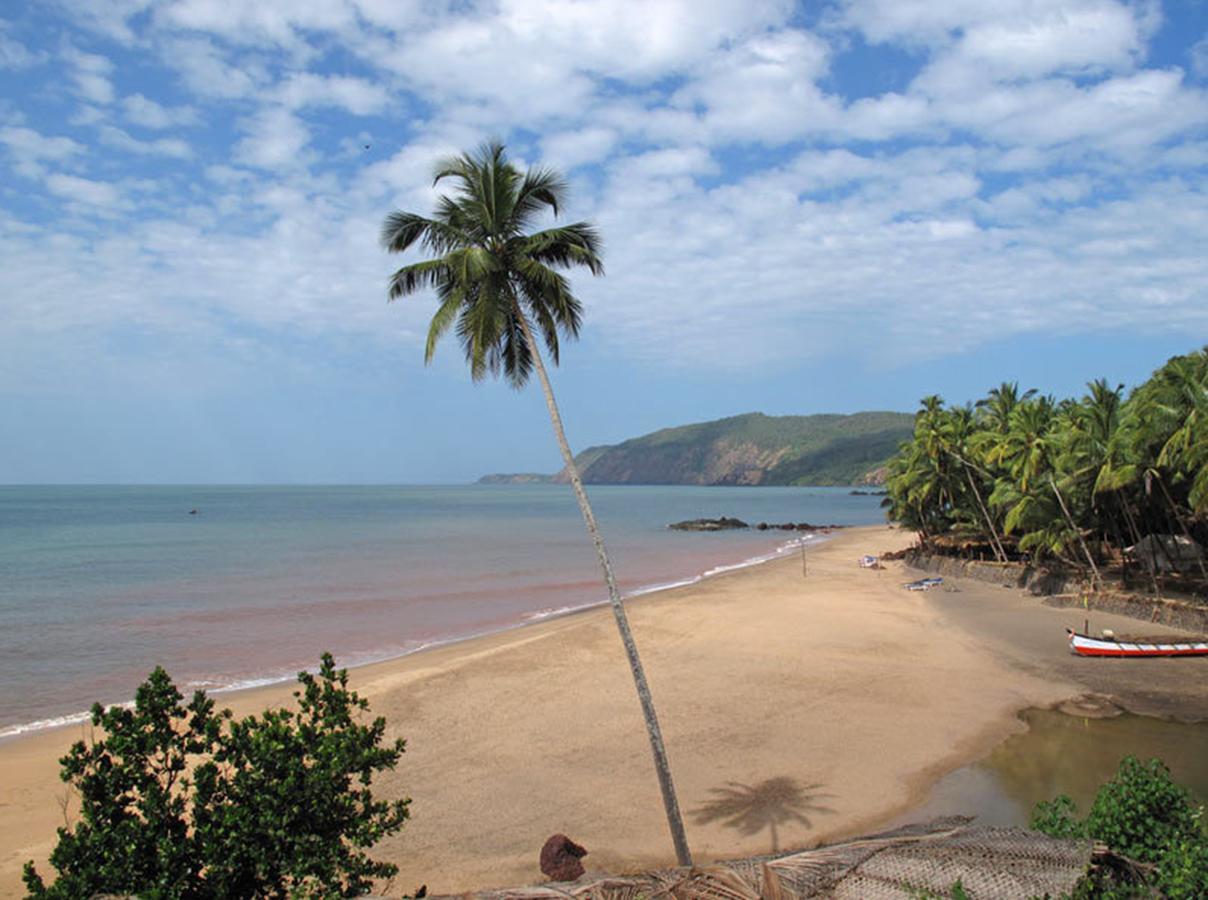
[{"left": 1, "top": 0, "right": 1206, "bottom": 483}]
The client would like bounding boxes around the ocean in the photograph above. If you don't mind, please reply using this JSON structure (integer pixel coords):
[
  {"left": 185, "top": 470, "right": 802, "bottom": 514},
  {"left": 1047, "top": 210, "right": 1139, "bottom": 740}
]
[{"left": 0, "top": 484, "right": 885, "bottom": 737}]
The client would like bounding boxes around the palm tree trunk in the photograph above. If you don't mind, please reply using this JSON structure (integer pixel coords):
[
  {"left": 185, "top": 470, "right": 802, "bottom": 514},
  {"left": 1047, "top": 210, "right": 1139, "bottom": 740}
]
[
  {"left": 516, "top": 312, "right": 693, "bottom": 867},
  {"left": 1049, "top": 476, "right": 1101, "bottom": 588},
  {"left": 1120, "top": 496, "right": 1162, "bottom": 597},
  {"left": 962, "top": 463, "right": 1007, "bottom": 562}
]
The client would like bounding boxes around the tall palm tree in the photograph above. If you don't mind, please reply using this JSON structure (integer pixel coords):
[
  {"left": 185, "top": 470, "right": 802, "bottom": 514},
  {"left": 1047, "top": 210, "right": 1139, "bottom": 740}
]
[
  {"left": 379, "top": 141, "right": 693, "bottom": 866},
  {"left": 957, "top": 412, "right": 1008, "bottom": 560}
]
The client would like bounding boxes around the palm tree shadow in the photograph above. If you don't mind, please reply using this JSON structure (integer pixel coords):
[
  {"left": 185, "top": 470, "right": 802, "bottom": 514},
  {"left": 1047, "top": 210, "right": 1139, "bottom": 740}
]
[{"left": 693, "top": 776, "right": 835, "bottom": 854}]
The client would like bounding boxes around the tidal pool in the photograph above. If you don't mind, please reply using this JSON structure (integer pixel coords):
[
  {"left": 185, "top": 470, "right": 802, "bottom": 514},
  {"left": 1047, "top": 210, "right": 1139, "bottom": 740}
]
[{"left": 894, "top": 707, "right": 1208, "bottom": 828}]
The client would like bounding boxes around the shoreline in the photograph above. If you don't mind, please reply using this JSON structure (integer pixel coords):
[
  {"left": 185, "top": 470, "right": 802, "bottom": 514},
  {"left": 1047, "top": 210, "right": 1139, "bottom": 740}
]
[
  {"left": 0, "top": 531, "right": 832, "bottom": 743},
  {"left": 5, "top": 524, "right": 1206, "bottom": 895}
]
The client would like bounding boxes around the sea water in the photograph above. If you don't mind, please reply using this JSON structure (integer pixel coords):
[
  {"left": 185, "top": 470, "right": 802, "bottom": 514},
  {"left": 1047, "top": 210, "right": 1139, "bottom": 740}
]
[{"left": 0, "top": 484, "right": 885, "bottom": 737}]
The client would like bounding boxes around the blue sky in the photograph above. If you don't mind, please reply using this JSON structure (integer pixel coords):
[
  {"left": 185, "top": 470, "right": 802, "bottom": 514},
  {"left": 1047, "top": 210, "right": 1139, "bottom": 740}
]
[{"left": 1, "top": 0, "right": 1206, "bottom": 483}]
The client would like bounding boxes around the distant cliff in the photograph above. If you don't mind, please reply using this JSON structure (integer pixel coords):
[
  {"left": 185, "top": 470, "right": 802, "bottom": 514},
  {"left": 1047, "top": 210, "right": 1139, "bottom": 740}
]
[{"left": 478, "top": 411, "right": 912, "bottom": 487}]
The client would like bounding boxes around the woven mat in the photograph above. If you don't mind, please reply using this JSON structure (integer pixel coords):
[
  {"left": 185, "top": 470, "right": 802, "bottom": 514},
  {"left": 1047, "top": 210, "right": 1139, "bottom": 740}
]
[{"left": 438, "top": 818, "right": 1093, "bottom": 899}]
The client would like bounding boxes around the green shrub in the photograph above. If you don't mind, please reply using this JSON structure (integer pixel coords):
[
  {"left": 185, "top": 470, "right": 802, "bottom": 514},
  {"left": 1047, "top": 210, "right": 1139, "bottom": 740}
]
[
  {"left": 1084, "top": 756, "right": 1201, "bottom": 864},
  {"left": 1156, "top": 837, "right": 1208, "bottom": 900},
  {"left": 1031, "top": 794, "right": 1086, "bottom": 840},
  {"left": 1032, "top": 755, "right": 1207, "bottom": 899},
  {"left": 23, "top": 653, "right": 409, "bottom": 899}
]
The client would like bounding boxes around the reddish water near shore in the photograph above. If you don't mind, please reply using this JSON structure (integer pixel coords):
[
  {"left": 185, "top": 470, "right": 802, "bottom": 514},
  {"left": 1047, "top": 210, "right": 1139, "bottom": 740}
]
[{"left": 0, "top": 484, "right": 884, "bottom": 737}]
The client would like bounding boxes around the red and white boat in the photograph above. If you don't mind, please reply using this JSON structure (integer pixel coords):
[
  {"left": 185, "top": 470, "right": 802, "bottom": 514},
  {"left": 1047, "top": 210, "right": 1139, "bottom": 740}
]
[{"left": 1067, "top": 628, "right": 1208, "bottom": 658}]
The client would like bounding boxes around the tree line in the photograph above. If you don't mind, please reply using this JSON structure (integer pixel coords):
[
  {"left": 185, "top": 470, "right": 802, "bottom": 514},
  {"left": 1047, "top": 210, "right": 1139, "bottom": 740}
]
[{"left": 884, "top": 347, "right": 1208, "bottom": 594}]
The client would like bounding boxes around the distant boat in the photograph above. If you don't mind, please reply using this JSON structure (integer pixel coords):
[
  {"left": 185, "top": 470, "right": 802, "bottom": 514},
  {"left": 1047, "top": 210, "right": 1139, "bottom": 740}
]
[
  {"left": 1067, "top": 628, "right": 1208, "bottom": 658},
  {"left": 859, "top": 555, "right": 879, "bottom": 568},
  {"left": 902, "top": 577, "right": 942, "bottom": 591}
]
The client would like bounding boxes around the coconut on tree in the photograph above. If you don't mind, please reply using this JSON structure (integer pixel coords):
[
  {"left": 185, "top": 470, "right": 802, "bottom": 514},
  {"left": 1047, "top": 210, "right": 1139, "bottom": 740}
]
[{"left": 378, "top": 141, "right": 693, "bottom": 866}]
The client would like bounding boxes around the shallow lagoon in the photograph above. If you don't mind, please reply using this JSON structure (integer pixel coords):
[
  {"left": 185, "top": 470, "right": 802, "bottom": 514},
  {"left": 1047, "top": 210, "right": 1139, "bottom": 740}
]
[{"left": 898, "top": 707, "right": 1208, "bottom": 827}]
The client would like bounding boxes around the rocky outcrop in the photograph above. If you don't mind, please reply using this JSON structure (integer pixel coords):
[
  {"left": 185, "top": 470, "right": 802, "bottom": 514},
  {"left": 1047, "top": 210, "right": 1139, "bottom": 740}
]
[
  {"left": 756, "top": 521, "right": 844, "bottom": 531},
  {"left": 668, "top": 517, "right": 749, "bottom": 531},
  {"left": 539, "top": 834, "right": 587, "bottom": 882},
  {"left": 857, "top": 465, "right": 890, "bottom": 486}
]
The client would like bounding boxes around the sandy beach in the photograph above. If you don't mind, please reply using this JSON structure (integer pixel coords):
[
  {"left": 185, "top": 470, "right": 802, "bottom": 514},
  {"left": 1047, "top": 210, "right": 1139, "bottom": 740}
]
[{"left": 4, "top": 523, "right": 1207, "bottom": 896}]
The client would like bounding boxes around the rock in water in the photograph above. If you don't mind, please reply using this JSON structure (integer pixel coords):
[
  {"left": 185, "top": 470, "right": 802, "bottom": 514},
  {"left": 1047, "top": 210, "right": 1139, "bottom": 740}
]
[
  {"left": 540, "top": 833, "right": 587, "bottom": 881},
  {"left": 667, "top": 517, "right": 749, "bottom": 531}
]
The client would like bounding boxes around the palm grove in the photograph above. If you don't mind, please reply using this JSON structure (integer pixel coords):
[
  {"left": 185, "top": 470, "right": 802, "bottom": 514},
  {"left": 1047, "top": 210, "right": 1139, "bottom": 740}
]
[{"left": 884, "top": 348, "right": 1208, "bottom": 595}]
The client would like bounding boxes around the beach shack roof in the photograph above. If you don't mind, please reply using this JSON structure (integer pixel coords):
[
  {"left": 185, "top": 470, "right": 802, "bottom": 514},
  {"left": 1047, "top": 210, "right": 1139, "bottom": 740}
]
[
  {"left": 433, "top": 818, "right": 1095, "bottom": 899},
  {"left": 1125, "top": 534, "right": 1203, "bottom": 573}
]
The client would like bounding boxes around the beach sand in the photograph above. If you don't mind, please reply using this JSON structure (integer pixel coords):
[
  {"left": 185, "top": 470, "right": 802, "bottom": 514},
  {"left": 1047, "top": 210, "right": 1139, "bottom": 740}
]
[{"left": 3, "top": 524, "right": 1206, "bottom": 896}]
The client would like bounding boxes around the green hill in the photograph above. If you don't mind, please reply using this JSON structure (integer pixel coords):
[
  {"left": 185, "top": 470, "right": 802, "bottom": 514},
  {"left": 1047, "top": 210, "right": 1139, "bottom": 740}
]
[{"left": 478, "top": 411, "right": 913, "bottom": 486}]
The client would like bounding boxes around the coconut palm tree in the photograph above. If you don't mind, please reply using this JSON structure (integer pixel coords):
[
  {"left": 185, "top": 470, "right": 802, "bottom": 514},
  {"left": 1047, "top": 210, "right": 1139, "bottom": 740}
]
[
  {"left": 933, "top": 404, "right": 1008, "bottom": 561},
  {"left": 378, "top": 141, "right": 692, "bottom": 866}
]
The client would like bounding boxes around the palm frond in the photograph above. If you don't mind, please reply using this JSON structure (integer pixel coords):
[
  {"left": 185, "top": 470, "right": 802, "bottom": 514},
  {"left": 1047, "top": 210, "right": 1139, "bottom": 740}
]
[
  {"left": 514, "top": 257, "right": 583, "bottom": 345},
  {"left": 521, "top": 223, "right": 604, "bottom": 275},
  {"left": 424, "top": 287, "right": 462, "bottom": 364},
  {"left": 380, "top": 211, "right": 434, "bottom": 253},
  {"left": 386, "top": 258, "right": 447, "bottom": 301},
  {"left": 512, "top": 166, "right": 568, "bottom": 226}
]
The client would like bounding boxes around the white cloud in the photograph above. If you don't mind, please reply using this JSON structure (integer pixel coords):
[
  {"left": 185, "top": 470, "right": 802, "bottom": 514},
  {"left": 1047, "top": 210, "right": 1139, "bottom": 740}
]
[
  {"left": 122, "top": 93, "right": 200, "bottom": 129},
  {"left": 541, "top": 127, "right": 619, "bottom": 169},
  {"left": 154, "top": 0, "right": 360, "bottom": 50},
  {"left": 43, "top": 172, "right": 123, "bottom": 209},
  {"left": 274, "top": 72, "right": 392, "bottom": 115},
  {"left": 935, "top": 69, "right": 1207, "bottom": 151},
  {"left": 954, "top": 4, "right": 1143, "bottom": 80},
  {"left": 837, "top": 0, "right": 1147, "bottom": 51},
  {"left": 52, "top": 0, "right": 158, "bottom": 43},
  {"left": 233, "top": 107, "right": 311, "bottom": 170},
  {"left": 0, "top": 126, "right": 85, "bottom": 178},
  {"left": 1191, "top": 34, "right": 1208, "bottom": 79},
  {"left": 0, "top": 25, "right": 41, "bottom": 69},
  {"left": 99, "top": 125, "right": 193, "bottom": 159},
  {"left": 670, "top": 30, "right": 838, "bottom": 143},
  {"left": 160, "top": 37, "right": 261, "bottom": 99},
  {"left": 6, "top": 0, "right": 1206, "bottom": 381},
  {"left": 62, "top": 44, "right": 115, "bottom": 104}
]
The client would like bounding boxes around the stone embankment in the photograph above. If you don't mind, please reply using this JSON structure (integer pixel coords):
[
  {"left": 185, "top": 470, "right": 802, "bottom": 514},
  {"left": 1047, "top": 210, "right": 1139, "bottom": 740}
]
[{"left": 904, "top": 550, "right": 1208, "bottom": 633}]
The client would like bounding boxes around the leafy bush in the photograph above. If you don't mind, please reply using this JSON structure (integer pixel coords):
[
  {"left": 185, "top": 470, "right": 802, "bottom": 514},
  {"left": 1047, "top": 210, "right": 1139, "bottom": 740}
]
[
  {"left": 1032, "top": 755, "right": 1207, "bottom": 898},
  {"left": 1084, "top": 757, "right": 1201, "bottom": 864},
  {"left": 24, "top": 653, "right": 409, "bottom": 899},
  {"left": 1156, "top": 838, "right": 1208, "bottom": 900},
  {"left": 1030, "top": 794, "right": 1086, "bottom": 840}
]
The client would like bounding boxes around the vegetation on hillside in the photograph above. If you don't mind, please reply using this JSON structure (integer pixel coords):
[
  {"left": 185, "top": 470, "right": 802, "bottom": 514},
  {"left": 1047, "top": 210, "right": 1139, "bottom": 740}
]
[
  {"left": 883, "top": 347, "right": 1208, "bottom": 596},
  {"left": 24, "top": 654, "right": 409, "bottom": 899},
  {"left": 481, "top": 411, "right": 914, "bottom": 486}
]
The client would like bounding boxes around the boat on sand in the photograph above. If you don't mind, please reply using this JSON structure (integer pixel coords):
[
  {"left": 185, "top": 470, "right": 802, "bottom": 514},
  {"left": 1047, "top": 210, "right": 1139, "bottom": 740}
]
[{"left": 1067, "top": 628, "right": 1208, "bottom": 658}]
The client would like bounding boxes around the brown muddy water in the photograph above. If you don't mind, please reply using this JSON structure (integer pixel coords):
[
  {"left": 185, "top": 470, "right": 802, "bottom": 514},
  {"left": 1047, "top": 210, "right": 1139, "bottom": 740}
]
[{"left": 894, "top": 708, "right": 1208, "bottom": 828}]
